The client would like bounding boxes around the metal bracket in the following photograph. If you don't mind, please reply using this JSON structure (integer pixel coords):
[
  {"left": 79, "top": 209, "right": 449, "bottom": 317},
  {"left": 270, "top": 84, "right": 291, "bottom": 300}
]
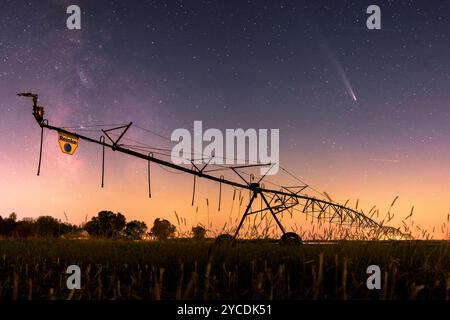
[{"left": 101, "top": 122, "right": 133, "bottom": 149}]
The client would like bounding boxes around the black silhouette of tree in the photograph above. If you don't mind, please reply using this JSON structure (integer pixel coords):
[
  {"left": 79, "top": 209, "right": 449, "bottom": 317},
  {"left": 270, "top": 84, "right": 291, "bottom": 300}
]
[
  {"left": 150, "top": 218, "right": 176, "bottom": 240},
  {"left": 35, "top": 216, "right": 62, "bottom": 238},
  {"left": 124, "top": 220, "right": 147, "bottom": 240},
  {"left": 13, "top": 219, "right": 36, "bottom": 238},
  {"left": 84, "top": 211, "right": 126, "bottom": 238},
  {"left": 0, "top": 213, "right": 18, "bottom": 237}
]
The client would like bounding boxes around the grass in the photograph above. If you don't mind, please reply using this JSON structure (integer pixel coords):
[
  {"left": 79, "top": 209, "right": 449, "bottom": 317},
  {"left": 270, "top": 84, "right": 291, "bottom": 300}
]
[{"left": 0, "top": 239, "right": 449, "bottom": 300}]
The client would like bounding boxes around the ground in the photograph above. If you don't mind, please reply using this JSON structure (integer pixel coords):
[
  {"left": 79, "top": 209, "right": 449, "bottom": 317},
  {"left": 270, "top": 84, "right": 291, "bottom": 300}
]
[{"left": 0, "top": 239, "right": 448, "bottom": 300}]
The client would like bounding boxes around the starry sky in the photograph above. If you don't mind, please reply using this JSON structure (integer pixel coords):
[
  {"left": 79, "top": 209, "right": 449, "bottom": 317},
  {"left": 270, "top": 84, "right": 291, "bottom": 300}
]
[{"left": 1, "top": 0, "right": 449, "bottom": 237}]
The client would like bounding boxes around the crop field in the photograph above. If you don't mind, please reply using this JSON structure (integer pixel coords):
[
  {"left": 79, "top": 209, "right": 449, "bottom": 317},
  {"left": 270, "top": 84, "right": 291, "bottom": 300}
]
[{"left": 0, "top": 239, "right": 449, "bottom": 300}]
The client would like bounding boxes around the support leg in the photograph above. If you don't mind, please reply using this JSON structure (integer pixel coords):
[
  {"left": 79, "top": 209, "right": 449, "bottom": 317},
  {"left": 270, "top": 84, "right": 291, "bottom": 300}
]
[
  {"left": 260, "top": 192, "right": 286, "bottom": 235},
  {"left": 233, "top": 191, "right": 258, "bottom": 240}
]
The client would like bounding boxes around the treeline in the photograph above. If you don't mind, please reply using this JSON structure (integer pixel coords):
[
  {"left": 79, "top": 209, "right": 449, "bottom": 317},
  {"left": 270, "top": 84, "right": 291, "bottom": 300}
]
[
  {"left": 0, "top": 213, "right": 78, "bottom": 238},
  {"left": 84, "top": 211, "right": 148, "bottom": 240},
  {"left": 0, "top": 211, "right": 196, "bottom": 240},
  {"left": 0, "top": 211, "right": 149, "bottom": 240}
]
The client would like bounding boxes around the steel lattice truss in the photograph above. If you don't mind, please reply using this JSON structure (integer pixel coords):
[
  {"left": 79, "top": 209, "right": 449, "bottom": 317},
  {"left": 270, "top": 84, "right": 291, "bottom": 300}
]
[
  {"left": 254, "top": 190, "right": 410, "bottom": 239},
  {"left": 18, "top": 93, "right": 411, "bottom": 241}
]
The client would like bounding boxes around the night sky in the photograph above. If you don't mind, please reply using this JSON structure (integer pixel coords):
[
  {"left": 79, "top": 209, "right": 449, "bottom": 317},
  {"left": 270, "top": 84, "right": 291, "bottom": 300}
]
[{"left": 1, "top": 1, "right": 449, "bottom": 236}]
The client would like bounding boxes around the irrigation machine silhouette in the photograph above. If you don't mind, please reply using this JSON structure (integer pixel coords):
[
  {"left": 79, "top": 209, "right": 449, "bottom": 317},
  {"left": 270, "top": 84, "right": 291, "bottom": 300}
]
[{"left": 18, "top": 92, "right": 410, "bottom": 243}]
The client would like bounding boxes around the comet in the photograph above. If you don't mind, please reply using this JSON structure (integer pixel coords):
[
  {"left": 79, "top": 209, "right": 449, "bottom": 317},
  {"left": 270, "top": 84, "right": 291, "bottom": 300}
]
[
  {"left": 330, "top": 53, "right": 357, "bottom": 102},
  {"left": 341, "top": 70, "right": 357, "bottom": 101},
  {"left": 321, "top": 42, "right": 358, "bottom": 102}
]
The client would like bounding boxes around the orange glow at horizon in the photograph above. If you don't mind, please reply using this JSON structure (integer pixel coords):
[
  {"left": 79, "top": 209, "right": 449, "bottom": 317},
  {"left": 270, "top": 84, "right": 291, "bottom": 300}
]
[{"left": 1, "top": 126, "right": 450, "bottom": 240}]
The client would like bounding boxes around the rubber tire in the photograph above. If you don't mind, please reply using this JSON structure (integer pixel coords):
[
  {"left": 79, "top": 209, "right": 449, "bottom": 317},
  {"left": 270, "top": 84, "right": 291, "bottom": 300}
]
[
  {"left": 279, "top": 232, "right": 302, "bottom": 246},
  {"left": 215, "top": 234, "right": 234, "bottom": 245}
]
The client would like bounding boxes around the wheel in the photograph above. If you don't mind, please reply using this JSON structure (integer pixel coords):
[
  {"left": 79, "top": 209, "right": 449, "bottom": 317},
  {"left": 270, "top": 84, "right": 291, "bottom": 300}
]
[
  {"left": 279, "top": 232, "right": 302, "bottom": 245},
  {"left": 215, "top": 234, "right": 234, "bottom": 245}
]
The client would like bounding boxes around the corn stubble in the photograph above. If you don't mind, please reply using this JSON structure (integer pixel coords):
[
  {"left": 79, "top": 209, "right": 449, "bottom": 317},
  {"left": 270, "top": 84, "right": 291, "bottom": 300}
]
[{"left": 0, "top": 238, "right": 448, "bottom": 300}]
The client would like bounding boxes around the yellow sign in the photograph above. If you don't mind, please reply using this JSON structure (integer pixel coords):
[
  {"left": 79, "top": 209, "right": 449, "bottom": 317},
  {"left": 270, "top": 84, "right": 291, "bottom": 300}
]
[{"left": 58, "top": 131, "right": 79, "bottom": 155}]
